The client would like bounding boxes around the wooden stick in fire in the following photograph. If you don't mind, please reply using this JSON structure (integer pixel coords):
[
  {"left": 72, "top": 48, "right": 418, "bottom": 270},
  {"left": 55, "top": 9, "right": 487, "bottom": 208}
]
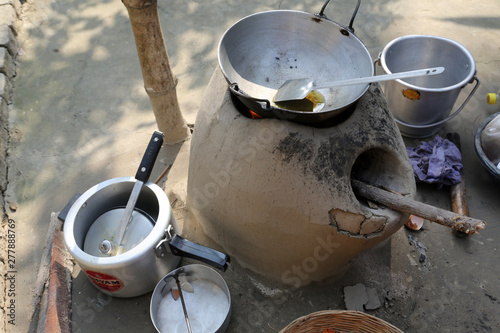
[
  {"left": 446, "top": 132, "right": 470, "bottom": 237},
  {"left": 351, "top": 179, "right": 486, "bottom": 235}
]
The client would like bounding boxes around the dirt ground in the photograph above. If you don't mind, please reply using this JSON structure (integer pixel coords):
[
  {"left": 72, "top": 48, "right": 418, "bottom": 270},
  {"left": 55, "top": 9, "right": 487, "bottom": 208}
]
[{"left": 2, "top": 0, "right": 500, "bottom": 332}]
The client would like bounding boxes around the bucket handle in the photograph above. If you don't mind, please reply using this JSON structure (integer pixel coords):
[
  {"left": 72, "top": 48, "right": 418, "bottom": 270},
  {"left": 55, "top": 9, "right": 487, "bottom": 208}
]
[{"left": 394, "top": 75, "right": 480, "bottom": 129}]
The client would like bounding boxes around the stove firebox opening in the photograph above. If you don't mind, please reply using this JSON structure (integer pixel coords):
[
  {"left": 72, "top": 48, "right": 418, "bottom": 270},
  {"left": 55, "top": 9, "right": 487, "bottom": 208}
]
[
  {"left": 351, "top": 148, "right": 409, "bottom": 195},
  {"left": 330, "top": 147, "right": 412, "bottom": 237}
]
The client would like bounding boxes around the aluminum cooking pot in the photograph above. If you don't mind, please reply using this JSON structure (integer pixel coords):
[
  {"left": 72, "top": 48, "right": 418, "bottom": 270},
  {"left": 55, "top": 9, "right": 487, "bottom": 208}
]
[
  {"left": 151, "top": 264, "right": 231, "bottom": 333},
  {"left": 63, "top": 177, "right": 229, "bottom": 298},
  {"left": 218, "top": 0, "right": 374, "bottom": 125}
]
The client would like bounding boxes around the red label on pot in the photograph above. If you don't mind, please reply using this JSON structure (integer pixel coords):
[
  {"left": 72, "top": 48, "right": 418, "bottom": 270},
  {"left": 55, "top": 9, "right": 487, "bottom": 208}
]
[
  {"left": 402, "top": 89, "right": 421, "bottom": 101},
  {"left": 85, "top": 270, "right": 124, "bottom": 292}
]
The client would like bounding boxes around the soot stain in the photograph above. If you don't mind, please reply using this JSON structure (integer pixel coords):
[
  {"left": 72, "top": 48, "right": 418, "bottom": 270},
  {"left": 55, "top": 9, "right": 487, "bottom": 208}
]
[
  {"left": 312, "top": 135, "right": 367, "bottom": 182},
  {"left": 274, "top": 84, "right": 405, "bottom": 189},
  {"left": 274, "top": 132, "right": 314, "bottom": 164},
  {"left": 357, "top": 88, "right": 401, "bottom": 149},
  {"left": 275, "top": 132, "right": 371, "bottom": 186}
]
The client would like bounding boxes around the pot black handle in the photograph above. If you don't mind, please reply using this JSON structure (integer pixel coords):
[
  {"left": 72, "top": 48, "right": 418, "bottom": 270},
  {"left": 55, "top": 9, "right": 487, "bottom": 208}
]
[
  {"left": 318, "top": 0, "right": 361, "bottom": 33},
  {"left": 229, "top": 83, "right": 272, "bottom": 111},
  {"left": 135, "top": 131, "right": 164, "bottom": 183},
  {"left": 169, "top": 234, "right": 230, "bottom": 272},
  {"left": 58, "top": 193, "right": 82, "bottom": 222}
]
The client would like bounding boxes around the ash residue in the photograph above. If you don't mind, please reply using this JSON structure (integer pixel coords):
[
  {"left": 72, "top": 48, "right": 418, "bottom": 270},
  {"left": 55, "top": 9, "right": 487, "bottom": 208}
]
[{"left": 408, "top": 234, "right": 429, "bottom": 265}]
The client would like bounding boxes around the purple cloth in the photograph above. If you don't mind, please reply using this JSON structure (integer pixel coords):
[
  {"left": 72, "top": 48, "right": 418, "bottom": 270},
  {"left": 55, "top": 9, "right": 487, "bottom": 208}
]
[{"left": 406, "top": 135, "right": 463, "bottom": 186}]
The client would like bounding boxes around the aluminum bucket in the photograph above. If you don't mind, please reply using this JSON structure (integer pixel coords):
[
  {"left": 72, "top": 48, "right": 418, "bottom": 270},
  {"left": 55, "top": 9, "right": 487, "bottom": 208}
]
[{"left": 380, "top": 35, "right": 479, "bottom": 138}]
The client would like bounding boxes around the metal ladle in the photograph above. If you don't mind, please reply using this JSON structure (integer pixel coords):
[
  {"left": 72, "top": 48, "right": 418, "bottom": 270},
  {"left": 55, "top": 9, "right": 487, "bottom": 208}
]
[
  {"left": 273, "top": 66, "right": 445, "bottom": 103},
  {"left": 97, "top": 131, "right": 163, "bottom": 256},
  {"left": 174, "top": 274, "right": 193, "bottom": 333}
]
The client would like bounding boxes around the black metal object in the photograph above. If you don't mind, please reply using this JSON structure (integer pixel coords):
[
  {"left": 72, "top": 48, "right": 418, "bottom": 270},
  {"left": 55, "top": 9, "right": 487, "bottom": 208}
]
[
  {"left": 58, "top": 193, "right": 82, "bottom": 222},
  {"left": 135, "top": 131, "right": 164, "bottom": 182},
  {"left": 169, "top": 235, "right": 230, "bottom": 272},
  {"left": 318, "top": 0, "right": 361, "bottom": 33},
  {"left": 229, "top": 88, "right": 356, "bottom": 128}
]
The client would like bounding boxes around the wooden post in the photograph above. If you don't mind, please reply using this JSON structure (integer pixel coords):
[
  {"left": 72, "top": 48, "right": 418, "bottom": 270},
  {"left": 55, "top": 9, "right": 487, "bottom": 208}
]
[
  {"left": 122, "top": 0, "right": 190, "bottom": 144},
  {"left": 447, "top": 133, "right": 470, "bottom": 237}
]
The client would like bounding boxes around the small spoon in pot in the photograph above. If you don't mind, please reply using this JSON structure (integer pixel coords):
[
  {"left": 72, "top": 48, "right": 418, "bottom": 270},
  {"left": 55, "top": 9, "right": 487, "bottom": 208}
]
[{"left": 273, "top": 67, "right": 444, "bottom": 103}]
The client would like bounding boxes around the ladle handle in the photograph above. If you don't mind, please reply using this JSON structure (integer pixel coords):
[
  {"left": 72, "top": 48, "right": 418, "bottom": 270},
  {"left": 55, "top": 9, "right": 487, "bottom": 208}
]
[
  {"left": 174, "top": 275, "right": 193, "bottom": 333},
  {"left": 169, "top": 235, "right": 230, "bottom": 271},
  {"left": 135, "top": 131, "right": 164, "bottom": 182},
  {"left": 314, "top": 67, "right": 445, "bottom": 89},
  {"left": 113, "top": 131, "right": 164, "bottom": 254}
]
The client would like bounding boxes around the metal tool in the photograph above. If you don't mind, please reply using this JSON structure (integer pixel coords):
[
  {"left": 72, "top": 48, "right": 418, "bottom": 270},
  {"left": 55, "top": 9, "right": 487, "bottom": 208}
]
[
  {"left": 174, "top": 274, "right": 193, "bottom": 333},
  {"left": 171, "top": 273, "right": 195, "bottom": 300},
  {"left": 274, "top": 67, "right": 444, "bottom": 103},
  {"left": 150, "top": 265, "right": 232, "bottom": 333},
  {"left": 99, "top": 131, "right": 164, "bottom": 255}
]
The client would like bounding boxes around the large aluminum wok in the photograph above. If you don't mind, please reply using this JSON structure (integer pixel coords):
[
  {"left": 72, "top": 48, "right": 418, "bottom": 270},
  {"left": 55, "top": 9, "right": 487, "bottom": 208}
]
[{"left": 218, "top": 0, "right": 374, "bottom": 125}]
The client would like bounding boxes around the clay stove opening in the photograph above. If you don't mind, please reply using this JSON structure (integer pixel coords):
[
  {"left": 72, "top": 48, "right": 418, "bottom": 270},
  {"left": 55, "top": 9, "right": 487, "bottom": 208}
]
[{"left": 351, "top": 147, "right": 409, "bottom": 206}]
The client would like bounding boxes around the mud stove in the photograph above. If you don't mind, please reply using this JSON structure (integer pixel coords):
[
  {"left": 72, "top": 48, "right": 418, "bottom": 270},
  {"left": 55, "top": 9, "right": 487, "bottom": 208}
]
[{"left": 184, "top": 68, "right": 416, "bottom": 287}]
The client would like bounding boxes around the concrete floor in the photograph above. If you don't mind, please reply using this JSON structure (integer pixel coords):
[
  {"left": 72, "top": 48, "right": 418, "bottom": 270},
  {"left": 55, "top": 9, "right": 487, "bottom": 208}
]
[{"left": 3, "top": 0, "right": 500, "bottom": 332}]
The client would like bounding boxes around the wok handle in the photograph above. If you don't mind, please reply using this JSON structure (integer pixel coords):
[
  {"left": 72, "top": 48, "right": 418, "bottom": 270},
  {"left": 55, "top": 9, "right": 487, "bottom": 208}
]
[
  {"left": 318, "top": 0, "right": 361, "bottom": 32},
  {"left": 169, "top": 234, "right": 230, "bottom": 272},
  {"left": 229, "top": 83, "right": 272, "bottom": 111}
]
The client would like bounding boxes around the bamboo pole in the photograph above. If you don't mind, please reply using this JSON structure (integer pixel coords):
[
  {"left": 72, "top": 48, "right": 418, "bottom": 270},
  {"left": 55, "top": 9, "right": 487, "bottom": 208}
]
[{"left": 122, "top": 0, "right": 190, "bottom": 144}]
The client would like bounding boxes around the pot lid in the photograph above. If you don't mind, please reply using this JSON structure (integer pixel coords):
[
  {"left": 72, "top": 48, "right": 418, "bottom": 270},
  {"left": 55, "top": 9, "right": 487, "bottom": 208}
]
[{"left": 83, "top": 208, "right": 154, "bottom": 257}]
